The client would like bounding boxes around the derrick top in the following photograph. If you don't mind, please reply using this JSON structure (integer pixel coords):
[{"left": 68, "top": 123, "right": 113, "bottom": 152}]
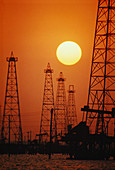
[
  {"left": 57, "top": 72, "right": 66, "bottom": 81},
  {"left": 44, "top": 63, "right": 53, "bottom": 73},
  {"left": 68, "top": 85, "right": 75, "bottom": 93},
  {"left": 6, "top": 51, "right": 18, "bottom": 62}
]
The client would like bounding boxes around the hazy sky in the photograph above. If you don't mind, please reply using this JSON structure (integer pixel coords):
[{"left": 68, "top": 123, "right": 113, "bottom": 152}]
[{"left": 0, "top": 0, "right": 98, "bottom": 139}]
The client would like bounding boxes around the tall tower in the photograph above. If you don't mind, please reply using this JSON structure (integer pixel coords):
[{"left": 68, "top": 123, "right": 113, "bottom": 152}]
[
  {"left": 67, "top": 85, "right": 77, "bottom": 129},
  {"left": 82, "top": 0, "right": 115, "bottom": 136},
  {"left": 1, "top": 52, "right": 23, "bottom": 143},
  {"left": 39, "top": 63, "right": 55, "bottom": 143},
  {"left": 55, "top": 72, "right": 67, "bottom": 140}
]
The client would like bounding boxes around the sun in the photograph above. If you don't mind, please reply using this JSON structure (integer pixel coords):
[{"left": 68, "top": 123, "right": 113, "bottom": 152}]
[{"left": 56, "top": 41, "right": 82, "bottom": 65}]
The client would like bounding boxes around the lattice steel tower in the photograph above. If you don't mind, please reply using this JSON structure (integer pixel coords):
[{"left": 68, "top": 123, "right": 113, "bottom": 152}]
[
  {"left": 82, "top": 0, "right": 115, "bottom": 136},
  {"left": 39, "top": 63, "right": 55, "bottom": 143},
  {"left": 55, "top": 72, "right": 67, "bottom": 140},
  {"left": 67, "top": 85, "right": 77, "bottom": 129},
  {"left": 1, "top": 52, "right": 23, "bottom": 143}
]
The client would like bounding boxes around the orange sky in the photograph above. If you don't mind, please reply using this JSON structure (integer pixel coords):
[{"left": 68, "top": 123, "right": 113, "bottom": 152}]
[{"left": 0, "top": 0, "right": 98, "bottom": 140}]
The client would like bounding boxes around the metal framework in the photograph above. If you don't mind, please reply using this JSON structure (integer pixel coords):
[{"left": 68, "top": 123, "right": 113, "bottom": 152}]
[
  {"left": 67, "top": 85, "right": 77, "bottom": 129},
  {"left": 55, "top": 72, "right": 67, "bottom": 140},
  {"left": 39, "top": 63, "right": 55, "bottom": 143},
  {"left": 82, "top": 0, "right": 115, "bottom": 136},
  {"left": 1, "top": 52, "right": 23, "bottom": 143}
]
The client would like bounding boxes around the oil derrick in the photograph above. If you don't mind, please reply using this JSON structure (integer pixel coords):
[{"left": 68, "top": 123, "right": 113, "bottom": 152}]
[
  {"left": 67, "top": 85, "right": 77, "bottom": 129},
  {"left": 82, "top": 0, "right": 115, "bottom": 136},
  {"left": 39, "top": 63, "right": 55, "bottom": 143},
  {"left": 1, "top": 52, "right": 23, "bottom": 143},
  {"left": 55, "top": 72, "right": 67, "bottom": 140}
]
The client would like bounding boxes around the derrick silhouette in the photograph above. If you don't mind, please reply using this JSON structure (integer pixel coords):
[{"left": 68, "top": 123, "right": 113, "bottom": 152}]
[
  {"left": 1, "top": 52, "right": 23, "bottom": 144},
  {"left": 39, "top": 63, "right": 55, "bottom": 143},
  {"left": 64, "top": 0, "right": 115, "bottom": 160},
  {"left": 55, "top": 72, "right": 67, "bottom": 141},
  {"left": 82, "top": 0, "right": 115, "bottom": 136},
  {"left": 67, "top": 85, "right": 77, "bottom": 129}
]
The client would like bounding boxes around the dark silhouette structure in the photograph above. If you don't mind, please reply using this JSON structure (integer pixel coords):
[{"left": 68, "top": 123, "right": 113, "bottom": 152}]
[
  {"left": 1, "top": 52, "right": 23, "bottom": 143},
  {"left": 39, "top": 63, "right": 55, "bottom": 143},
  {"left": 67, "top": 85, "right": 77, "bottom": 129},
  {"left": 82, "top": 0, "right": 115, "bottom": 136},
  {"left": 55, "top": 72, "right": 67, "bottom": 141},
  {"left": 64, "top": 0, "right": 115, "bottom": 160}
]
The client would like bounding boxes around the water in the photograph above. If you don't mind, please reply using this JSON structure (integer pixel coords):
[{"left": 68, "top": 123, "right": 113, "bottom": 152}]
[{"left": 0, "top": 154, "right": 115, "bottom": 169}]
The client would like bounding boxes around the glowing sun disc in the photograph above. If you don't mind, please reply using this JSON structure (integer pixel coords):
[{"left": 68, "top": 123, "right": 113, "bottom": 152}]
[{"left": 56, "top": 41, "right": 82, "bottom": 65}]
